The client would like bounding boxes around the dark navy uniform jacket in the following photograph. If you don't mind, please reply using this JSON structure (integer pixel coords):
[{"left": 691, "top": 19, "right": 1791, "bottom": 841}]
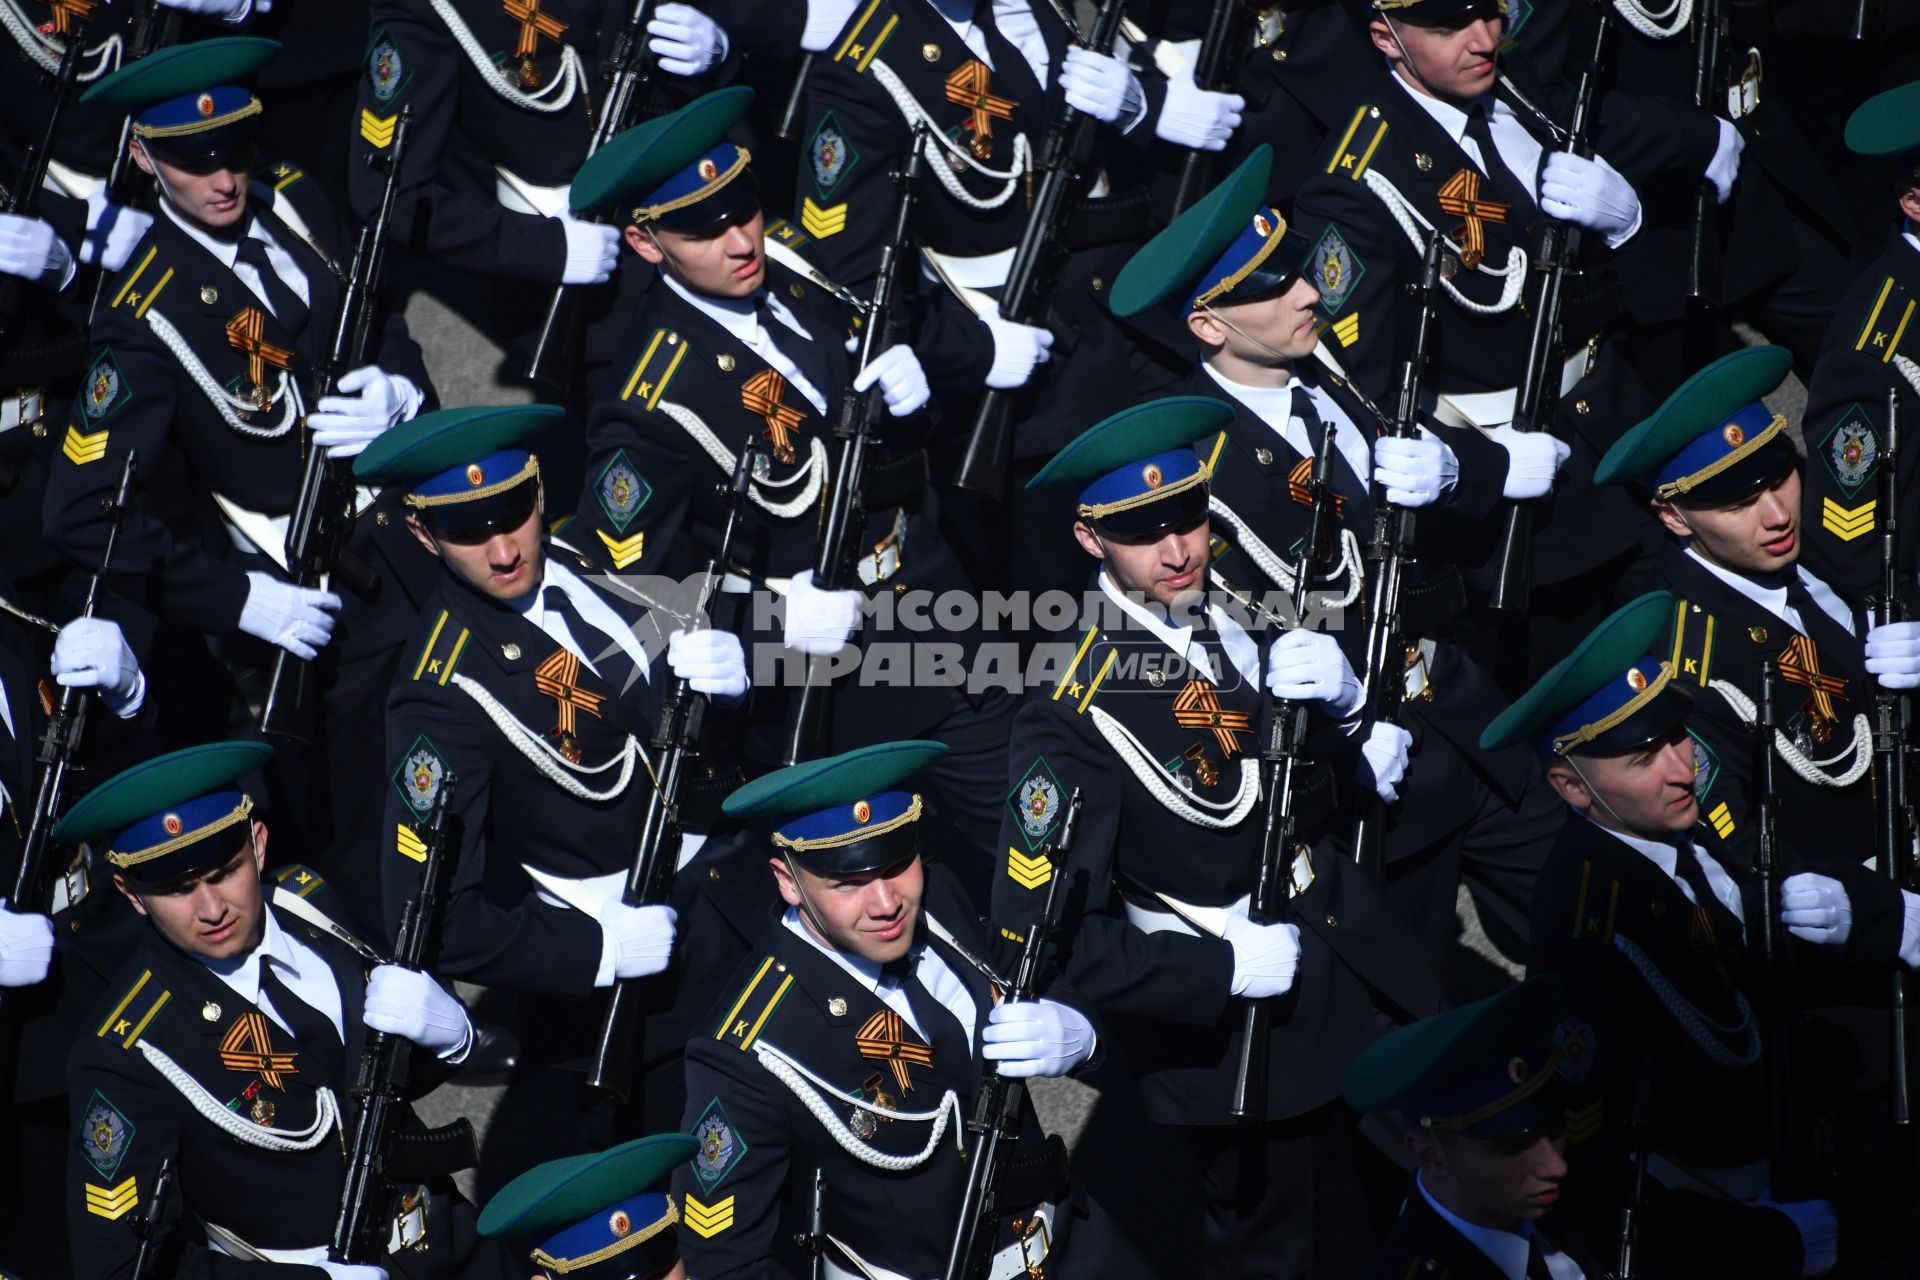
[
  {"left": 989, "top": 574, "right": 1440, "bottom": 1126},
  {"left": 40, "top": 171, "right": 437, "bottom": 660}
]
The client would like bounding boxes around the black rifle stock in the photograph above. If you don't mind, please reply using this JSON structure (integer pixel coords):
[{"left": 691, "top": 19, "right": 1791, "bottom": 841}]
[
  {"left": 1230, "top": 416, "right": 1342, "bottom": 1121},
  {"left": 1612, "top": 1060, "right": 1654, "bottom": 1280},
  {"left": 1875, "top": 388, "right": 1914, "bottom": 1131},
  {"left": 588, "top": 438, "right": 759, "bottom": 1096},
  {"left": 525, "top": 0, "right": 655, "bottom": 389},
  {"left": 796, "top": 1166, "right": 826, "bottom": 1279},
  {"left": 1348, "top": 232, "right": 1443, "bottom": 884},
  {"left": 257, "top": 107, "right": 413, "bottom": 743},
  {"left": 954, "top": 0, "right": 1127, "bottom": 499},
  {"left": 0, "top": 21, "right": 89, "bottom": 342},
  {"left": 942, "top": 789, "right": 1081, "bottom": 1280},
  {"left": 331, "top": 770, "right": 460, "bottom": 1262},
  {"left": 1754, "top": 662, "right": 1809, "bottom": 1199},
  {"left": 1487, "top": 9, "right": 1612, "bottom": 612},
  {"left": 1682, "top": 0, "right": 1724, "bottom": 372},
  {"left": 1168, "top": 0, "right": 1244, "bottom": 217},
  {"left": 779, "top": 119, "right": 927, "bottom": 766}
]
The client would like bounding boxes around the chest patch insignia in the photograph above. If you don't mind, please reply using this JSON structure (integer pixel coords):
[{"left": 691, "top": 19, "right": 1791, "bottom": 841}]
[
  {"left": 83, "top": 349, "right": 129, "bottom": 423},
  {"left": 392, "top": 734, "right": 448, "bottom": 817},
  {"left": 1007, "top": 756, "right": 1065, "bottom": 853},
  {"left": 366, "top": 30, "right": 411, "bottom": 102},
  {"left": 691, "top": 1097, "right": 748, "bottom": 1194},
  {"left": 78, "top": 1091, "right": 135, "bottom": 1181},
  {"left": 595, "top": 449, "right": 651, "bottom": 534},
  {"left": 1820, "top": 403, "right": 1879, "bottom": 499},
  {"left": 1309, "top": 224, "right": 1364, "bottom": 317},
  {"left": 808, "top": 110, "right": 859, "bottom": 201}
]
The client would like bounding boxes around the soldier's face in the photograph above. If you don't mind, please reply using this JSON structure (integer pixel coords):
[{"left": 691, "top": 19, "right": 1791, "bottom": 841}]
[
  {"left": 1190, "top": 276, "right": 1325, "bottom": 367},
  {"left": 1073, "top": 516, "right": 1211, "bottom": 608},
  {"left": 1371, "top": 12, "right": 1503, "bottom": 103},
  {"left": 1409, "top": 1128, "right": 1568, "bottom": 1228},
  {"left": 131, "top": 141, "right": 253, "bottom": 234},
  {"left": 407, "top": 481, "right": 548, "bottom": 603},
  {"left": 1546, "top": 729, "right": 1700, "bottom": 838},
  {"left": 114, "top": 822, "right": 270, "bottom": 962},
  {"left": 626, "top": 206, "right": 766, "bottom": 299},
  {"left": 1653, "top": 467, "right": 1801, "bottom": 576},
  {"left": 771, "top": 853, "right": 924, "bottom": 965}
]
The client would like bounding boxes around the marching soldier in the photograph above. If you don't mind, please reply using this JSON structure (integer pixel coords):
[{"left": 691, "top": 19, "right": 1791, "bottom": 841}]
[
  {"left": 1109, "top": 144, "right": 1567, "bottom": 975},
  {"left": 676, "top": 739, "right": 1147, "bottom": 1279},
  {"left": 1483, "top": 592, "right": 1905, "bottom": 1276},
  {"left": 59, "top": 740, "right": 515, "bottom": 1277},
  {"left": 39, "top": 37, "right": 439, "bottom": 926},
  {"left": 353, "top": 403, "right": 768, "bottom": 1148},
  {"left": 991, "top": 396, "right": 1442, "bottom": 1276},
  {"left": 478, "top": 1131, "right": 696, "bottom": 1279},
  {"left": 567, "top": 87, "right": 1016, "bottom": 851}
]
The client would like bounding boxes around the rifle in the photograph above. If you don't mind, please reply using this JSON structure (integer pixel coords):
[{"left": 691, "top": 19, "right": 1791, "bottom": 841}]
[
  {"left": 795, "top": 1167, "right": 826, "bottom": 1280},
  {"left": 1754, "top": 661, "right": 1809, "bottom": 1198},
  {"left": 88, "top": 2, "right": 177, "bottom": 325},
  {"left": 14, "top": 449, "right": 138, "bottom": 909},
  {"left": 525, "top": 0, "right": 655, "bottom": 390},
  {"left": 587, "top": 437, "right": 760, "bottom": 1095},
  {"left": 942, "top": 788, "right": 1082, "bottom": 1280},
  {"left": 1230, "top": 414, "right": 1342, "bottom": 1120},
  {"left": 1347, "top": 232, "right": 1443, "bottom": 885},
  {"left": 1168, "top": 0, "right": 1245, "bottom": 217},
  {"left": 1874, "top": 387, "right": 1914, "bottom": 1131},
  {"left": 779, "top": 119, "right": 928, "bottom": 766},
  {"left": 777, "top": 53, "right": 815, "bottom": 142},
  {"left": 332, "top": 770, "right": 464, "bottom": 1262},
  {"left": 257, "top": 107, "right": 413, "bottom": 743},
  {"left": 1487, "top": 8, "right": 1613, "bottom": 613},
  {"left": 129, "top": 1156, "right": 176, "bottom": 1280},
  {"left": 0, "top": 20, "right": 90, "bottom": 343},
  {"left": 1682, "top": 0, "right": 1724, "bottom": 373},
  {"left": 1612, "top": 1061, "right": 1654, "bottom": 1280},
  {"left": 954, "top": 0, "right": 1128, "bottom": 499}
]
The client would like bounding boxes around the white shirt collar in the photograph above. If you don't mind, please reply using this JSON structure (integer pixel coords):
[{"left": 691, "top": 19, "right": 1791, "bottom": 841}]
[
  {"left": 1680, "top": 548, "right": 1856, "bottom": 637},
  {"left": 160, "top": 202, "right": 269, "bottom": 270},
  {"left": 662, "top": 269, "right": 759, "bottom": 343},
  {"left": 1201, "top": 361, "right": 1297, "bottom": 436},
  {"left": 1903, "top": 218, "right": 1920, "bottom": 258},
  {"left": 1391, "top": 71, "right": 1481, "bottom": 146},
  {"left": 1579, "top": 812, "right": 1745, "bottom": 927},
  {"left": 782, "top": 905, "right": 893, "bottom": 993},
  {"left": 197, "top": 905, "right": 296, "bottom": 1007},
  {"left": 1415, "top": 1173, "right": 1538, "bottom": 1280},
  {"left": 1095, "top": 570, "right": 1262, "bottom": 689}
]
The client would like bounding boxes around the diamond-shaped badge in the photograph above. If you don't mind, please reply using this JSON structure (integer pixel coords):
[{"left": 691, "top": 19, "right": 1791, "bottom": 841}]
[
  {"left": 1007, "top": 756, "right": 1065, "bottom": 853},
  {"left": 595, "top": 449, "right": 652, "bottom": 534},
  {"left": 691, "top": 1097, "right": 748, "bottom": 1194},
  {"left": 1310, "top": 224, "right": 1365, "bottom": 318},
  {"left": 391, "top": 734, "right": 448, "bottom": 818},
  {"left": 1819, "top": 403, "right": 1879, "bottom": 500}
]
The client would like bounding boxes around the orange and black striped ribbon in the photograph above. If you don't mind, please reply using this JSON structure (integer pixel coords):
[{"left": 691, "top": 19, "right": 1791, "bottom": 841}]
[
  {"left": 534, "top": 649, "right": 605, "bottom": 737},
  {"left": 742, "top": 369, "right": 806, "bottom": 459},
  {"left": 1436, "top": 169, "right": 1508, "bottom": 270},
  {"left": 944, "top": 62, "right": 1017, "bottom": 157},
  {"left": 1286, "top": 457, "right": 1346, "bottom": 518},
  {"left": 1174, "top": 679, "right": 1252, "bottom": 757},
  {"left": 219, "top": 1012, "right": 299, "bottom": 1089},
  {"left": 45, "top": 0, "right": 95, "bottom": 34},
  {"left": 224, "top": 308, "right": 293, "bottom": 390},
  {"left": 854, "top": 1009, "right": 932, "bottom": 1095},
  {"left": 1776, "top": 634, "right": 1848, "bottom": 728},
  {"left": 504, "top": 0, "right": 566, "bottom": 58}
]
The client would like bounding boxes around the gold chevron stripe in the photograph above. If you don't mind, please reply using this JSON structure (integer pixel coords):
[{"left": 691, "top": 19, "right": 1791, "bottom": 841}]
[
  {"left": 1330, "top": 312, "right": 1361, "bottom": 348},
  {"left": 397, "top": 823, "right": 427, "bottom": 863},
  {"left": 800, "top": 197, "right": 847, "bottom": 239},
  {"left": 360, "top": 109, "right": 397, "bottom": 149},
  {"left": 681, "top": 1193, "right": 734, "bottom": 1238},
  {"left": 85, "top": 1176, "right": 139, "bottom": 1220},
  {"left": 1821, "top": 496, "right": 1876, "bottom": 541},
  {"left": 1006, "top": 847, "right": 1052, "bottom": 890},
  {"left": 63, "top": 424, "right": 109, "bottom": 465},
  {"left": 597, "top": 528, "right": 646, "bottom": 568},
  {"left": 1708, "top": 801, "right": 1735, "bottom": 840}
]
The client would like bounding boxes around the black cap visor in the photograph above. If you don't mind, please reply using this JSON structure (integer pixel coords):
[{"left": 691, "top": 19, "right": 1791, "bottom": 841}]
[
  {"left": 1087, "top": 483, "right": 1211, "bottom": 542},
  {"left": 1566, "top": 685, "right": 1694, "bottom": 760},
  {"left": 1663, "top": 436, "right": 1800, "bottom": 511},
  {"left": 422, "top": 475, "right": 541, "bottom": 540},
  {"left": 647, "top": 172, "right": 762, "bottom": 235}
]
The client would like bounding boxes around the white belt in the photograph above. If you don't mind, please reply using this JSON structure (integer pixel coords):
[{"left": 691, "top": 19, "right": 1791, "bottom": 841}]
[
  {"left": 495, "top": 164, "right": 572, "bottom": 219},
  {"left": 1646, "top": 1154, "right": 1768, "bottom": 1203},
  {"left": 1404, "top": 637, "right": 1437, "bottom": 702},
  {"left": 214, "top": 488, "right": 378, "bottom": 572},
  {"left": 855, "top": 508, "right": 907, "bottom": 587},
  {"left": 822, "top": 1202, "right": 1054, "bottom": 1280},
  {"left": 720, "top": 572, "right": 792, "bottom": 596},
  {"left": 1, "top": 388, "right": 44, "bottom": 435},
  {"left": 1433, "top": 339, "right": 1596, "bottom": 433},
  {"left": 1123, "top": 855, "right": 1316, "bottom": 939},
  {"left": 521, "top": 834, "right": 709, "bottom": 913},
  {"left": 42, "top": 156, "right": 105, "bottom": 202},
  {"left": 204, "top": 1223, "right": 328, "bottom": 1265},
  {"left": 920, "top": 246, "right": 1010, "bottom": 319}
]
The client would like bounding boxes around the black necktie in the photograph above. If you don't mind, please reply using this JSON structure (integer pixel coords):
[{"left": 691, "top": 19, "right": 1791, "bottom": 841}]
[
  {"left": 886, "top": 953, "right": 974, "bottom": 1077},
  {"left": 1525, "top": 1237, "right": 1554, "bottom": 1280},
  {"left": 543, "top": 584, "right": 641, "bottom": 697},
  {"left": 261, "top": 961, "right": 347, "bottom": 1089},
  {"left": 754, "top": 296, "right": 834, "bottom": 413},
  {"left": 1783, "top": 572, "right": 1862, "bottom": 686},
  {"left": 1463, "top": 104, "right": 1538, "bottom": 220},
  {"left": 1673, "top": 841, "right": 1745, "bottom": 951},
  {"left": 233, "top": 235, "right": 310, "bottom": 336}
]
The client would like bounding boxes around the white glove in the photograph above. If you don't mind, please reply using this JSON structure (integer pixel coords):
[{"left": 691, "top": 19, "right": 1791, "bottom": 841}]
[
  {"left": 784, "top": 568, "right": 861, "bottom": 655},
  {"left": 0, "top": 904, "right": 55, "bottom": 988},
  {"left": 802, "top": 0, "right": 860, "bottom": 50},
  {"left": 308, "top": 365, "right": 414, "bottom": 458},
  {"left": 51, "top": 616, "right": 145, "bottom": 718},
  {"left": 1705, "top": 118, "right": 1744, "bottom": 204},
  {"left": 1357, "top": 721, "right": 1411, "bottom": 804},
  {"left": 1780, "top": 872, "right": 1852, "bottom": 948},
  {"left": 853, "top": 344, "right": 929, "bottom": 418},
  {"left": 159, "top": 0, "right": 257, "bottom": 18},
  {"left": 647, "top": 2, "right": 729, "bottom": 77},
  {"left": 980, "top": 303, "right": 1054, "bottom": 390},
  {"left": 1488, "top": 424, "right": 1571, "bottom": 500},
  {"left": 1060, "top": 47, "right": 1145, "bottom": 128},
  {"left": 982, "top": 999, "right": 1095, "bottom": 1078},
  {"left": 239, "top": 571, "right": 341, "bottom": 661},
  {"left": 596, "top": 900, "right": 678, "bottom": 984},
  {"left": 556, "top": 214, "right": 620, "bottom": 286},
  {"left": 363, "top": 965, "right": 472, "bottom": 1058},
  {"left": 1373, "top": 427, "right": 1458, "bottom": 508},
  {"left": 1756, "top": 1196, "right": 1838, "bottom": 1278},
  {"left": 80, "top": 191, "right": 153, "bottom": 272},
  {"left": 1154, "top": 70, "right": 1245, "bottom": 151},
  {"left": 1266, "top": 630, "right": 1364, "bottom": 718},
  {"left": 1221, "top": 914, "right": 1301, "bottom": 999},
  {"left": 314, "top": 1263, "right": 387, "bottom": 1280},
  {"left": 1865, "top": 620, "right": 1920, "bottom": 689},
  {"left": 1539, "top": 151, "right": 1641, "bottom": 244},
  {"left": 0, "top": 214, "right": 73, "bottom": 288},
  {"left": 669, "top": 627, "right": 749, "bottom": 701}
]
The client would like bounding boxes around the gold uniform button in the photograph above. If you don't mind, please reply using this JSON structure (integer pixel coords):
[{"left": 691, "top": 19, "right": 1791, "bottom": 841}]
[
  {"left": 717, "top": 353, "right": 736, "bottom": 372},
  {"left": 502, "top": 643, "right": 521, "bottom": 660},
  {"left": 1324, "top": 913, "right": 1339, "bottom": 928},
  {"left": 1414, "top": 153, "right": 1433, "bottom": 172},
  {"left": 1750, "top": 626, "right": 1769, "bottom": 643},
  {"left": 202, "top": 1001, "right": 221, "bottom": 1022},
  {"left": 828, "top": 997, "right": 849, "bottom": 1017},
  {"left": 708, "top": 866, "right": 722, "bottom": 883},
  {"left": 200, "top": 285, "right": 218, "bottom": 304},
  {"left": 1574, "top": 400, "right": 1591, "bottom": 415},
  {"left": 922, "top": 42, "right": 940, "bottom": 61},
  {"left": 1254, "top": 447, "right": 1274, "bottom": 466},
  {"left": 1091, "top": 277, "right": 1105, "bottom": 293},
  {"left": 1146, "top": 669, "right": 1166, "bottom": 688},
  {"left": 1272, "top": 47, "right": 1287, "bottom": 61},
  {"left": 375, "top": 511, "right": 389, "bottom": 527},
  {"left": 789, "top": 283, "right": 805, "bottom": 299},
  {"left": 31, "top": 422, "right": 46, "bottom": 438},
  {"left": 776, "top": 962, "right": 788, "bottom": 973}
]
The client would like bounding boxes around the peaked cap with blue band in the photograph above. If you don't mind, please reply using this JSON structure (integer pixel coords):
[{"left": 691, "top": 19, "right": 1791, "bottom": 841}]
[
  {"left": 80, "top": 38, "right": 279, "bottom": 160},
  {"left": 1480, "top": 592, "right": 1693, "bottom": 759},
  {"left": 1373, "top": 0, "right": 1509, "bottom": 25},
  {"left": 724, "top": 740, "right": 947, "bottom": 876},
  {"left": 354, "top": 404, "right": 563, "bottom": 535},
  {"left": 1111, "top": 146, "right": 1308, "bottom": 320},
  {"left": 1595, "top": 345, "right": 1796, "bottom": 506},
  {"left": 1845, "top": 81, "right": 1920, "bottom": 170},
  {"left": 1345, "top": 974, "right": 1591, "bottom": 1139},
  {"left": 479, "top": 1132, "right": 696, "bottom": 1278},
  {"left": 1029, "top": 396, "right": 1234, "bottom": 538},
  {"left": 570, "top": 86, "right": 758, "bottom": 230},
  {"left": 54, "top": 742, "right": 272, "bottom": 881}
]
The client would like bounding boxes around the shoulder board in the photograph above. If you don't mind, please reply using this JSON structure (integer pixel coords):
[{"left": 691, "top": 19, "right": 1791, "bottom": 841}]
[
  {"left": 94, "top": 967, "right": 173, "bottom": 1050},
  {"left": 1568, "top": 858, "right": 1621, "bottom": 944},
  {"left": 764, "top": 217, "right": 813, "bottom": 253},
  {"left": 618, "top": 328, "right": 691, "bottom": 411},
  {"left": 831, "top": 0, "right": 898, "bottom": 73},
  {"left": 263, "top": 161, "right": 306, "bottom": 194},
  {"left": 1664, "top": 598, "right": 1716, "bottom": 689},
  {"left": 1050, "top": 626, "right": 1115, "bottom": 713},
  {"left": 1850, "top": 275, "right": 1918, "bottom": 365},
  {"left": 271, "top": 863, "right": 326, "bottom": 898},
  {"left": 108, "top": 243, "right": 175, "bottom": 318},
  {"left": 712, "top": 956, "right": 794, "bottom": 1052},
  {"left": 1325, "top": 103, "right": 1388, "bottom": 181},
  {"left": 409, "top": 610, "right": 472, "bottom": 686}
]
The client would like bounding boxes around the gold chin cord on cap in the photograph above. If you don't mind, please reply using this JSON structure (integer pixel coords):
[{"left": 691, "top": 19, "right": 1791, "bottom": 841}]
[
  {"left": 106, "top": 796, "right": 255, "bottom": 869},
  {"left": 1550, "top": 662, "right": 1675, "bottom": 757}
]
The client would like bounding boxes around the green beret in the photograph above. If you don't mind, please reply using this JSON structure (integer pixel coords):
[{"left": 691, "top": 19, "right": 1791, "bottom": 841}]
[
  {"left": 55, "top": 742, "right": 272, "bottom": 880},
  {"left": 725, "top": 740, "right": 947, "bottom": 876},
  {"left": 1595, "top": 346, "right": 1795, "bottom": 504},
  {"left": 80, "top": 37, "right": 280, "bottom": 108},
  {"left": 1111, "top": 145, "right": 1280, "bottom": 318},
  {"left": 479, "top": 1132, "right": 696, "bottom": 1278},
  {"left": 570, "top": 86, "right": 755, "bottom": 221},
  {"left": 1845, "top": 81, "right": 1920, "bottom": 162}
]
